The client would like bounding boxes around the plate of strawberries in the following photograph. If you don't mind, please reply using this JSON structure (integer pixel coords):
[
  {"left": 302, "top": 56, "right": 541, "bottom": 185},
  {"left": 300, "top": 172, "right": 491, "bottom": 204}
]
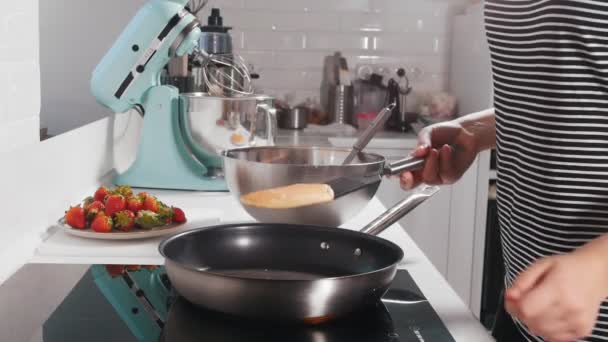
[{"left": 60, "top": 185, "right": 188, "bottom": 240}]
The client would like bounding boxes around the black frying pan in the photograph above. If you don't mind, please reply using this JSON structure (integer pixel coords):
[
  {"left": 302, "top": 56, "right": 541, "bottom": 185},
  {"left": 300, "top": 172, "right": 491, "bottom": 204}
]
[{"left": 159, "top": 186, "right": 439, "bottom": 323}]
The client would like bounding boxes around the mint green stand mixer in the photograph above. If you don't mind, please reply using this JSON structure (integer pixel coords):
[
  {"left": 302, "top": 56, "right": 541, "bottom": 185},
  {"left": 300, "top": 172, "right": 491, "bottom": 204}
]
[{"left": 90, "top": 0, "right": 259, "bottom": 191}]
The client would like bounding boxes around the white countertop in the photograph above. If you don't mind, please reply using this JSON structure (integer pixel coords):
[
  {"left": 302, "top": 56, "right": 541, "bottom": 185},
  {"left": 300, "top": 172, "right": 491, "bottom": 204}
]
[
  {"left": 30, "top": 188, "right": 492, "bottom": 341},
  {"left": 277, "top": 128, "right": 419, "bottom": 149},
  {"left": 2, "top": 114, "right": 490, "bottom": 341}
]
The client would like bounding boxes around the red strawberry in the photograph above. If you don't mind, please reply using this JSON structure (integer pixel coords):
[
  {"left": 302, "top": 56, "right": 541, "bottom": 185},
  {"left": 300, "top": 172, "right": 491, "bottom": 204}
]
[
  {"left": 137, "top": 192, "right": 149, "bottom": 200},
  {"left": 91, "top": 214, "right": 113, "bottom": 233},
  {"left": 127, "top": 197, "right": 143, "bottom": 213},
  {"left": 85, "top": 200, "right": 105, "bottom": 222},
  {"left": 105, "top": 265, "right": 126, "bottom": 278},
  {"left": 172, "top": 207, "right": 186, "bottom": 223},
  {"left": 143, "top": 195, "right": 159, "bottom": 213},
  {"left": 94, "top": 186, "right": 109, "bottom": 202},
  {"left": 114, "top": 210, "right": 136, "bottom": 231},
  {"left": 83, "top": 196, "right": 95, "bottom": 207},
  {"left": 112, "top": 185, "right": 133, "bottom": 198},
  {"left": 105, "top": 194, "right": 126, "bottom": 217},
  {"left": 85, "top": 200, "right": 105, "bottom": 212},
  {"left": 65, "top": 206, "right": 86, "bottom": 229}
]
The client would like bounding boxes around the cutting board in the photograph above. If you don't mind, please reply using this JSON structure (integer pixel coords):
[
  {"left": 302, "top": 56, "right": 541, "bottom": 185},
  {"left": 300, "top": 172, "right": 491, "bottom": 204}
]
[{"left": 33, "top": 208, "right": 222, "bottom": 265}]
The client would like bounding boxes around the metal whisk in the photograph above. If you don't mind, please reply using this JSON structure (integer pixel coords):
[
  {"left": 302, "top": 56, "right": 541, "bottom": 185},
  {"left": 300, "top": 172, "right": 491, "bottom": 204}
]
[{"left": 193, "top": 48, "right": 254, "bottom": 97}]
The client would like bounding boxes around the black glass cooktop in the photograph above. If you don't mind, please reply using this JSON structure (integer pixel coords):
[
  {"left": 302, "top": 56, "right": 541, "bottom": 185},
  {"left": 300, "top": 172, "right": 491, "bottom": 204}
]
[{"left": 40, "top": 266, "right": 454, "bottom": 342}]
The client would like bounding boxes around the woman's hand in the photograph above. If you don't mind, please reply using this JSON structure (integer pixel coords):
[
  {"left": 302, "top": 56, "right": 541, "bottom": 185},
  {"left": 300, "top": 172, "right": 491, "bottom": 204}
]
[
  {"left": 506, "top": 237, "right": 608, "bottom": 341},
  {"left": 400, "top": 120, "right": 479, "bottom": 189}
]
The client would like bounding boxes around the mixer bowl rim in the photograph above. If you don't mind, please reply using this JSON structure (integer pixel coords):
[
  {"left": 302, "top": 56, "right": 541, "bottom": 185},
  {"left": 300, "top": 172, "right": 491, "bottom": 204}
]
[
  {"left": 180, "top": 92, "right": 275, "bottom": 101},
  {"left": 221, "top": 145, "right": 386, "bottom": 167}
]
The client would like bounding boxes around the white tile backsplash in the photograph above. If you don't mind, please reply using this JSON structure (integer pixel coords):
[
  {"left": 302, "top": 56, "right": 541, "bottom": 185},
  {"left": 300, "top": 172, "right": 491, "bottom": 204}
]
[
  {"left": 201, "top": 0, "right": 467, "bottom": 104},
  {"left": 224, "top": 10, "right": 340, "bottom": 31},
  {"left": 308, "top": 0, "right": 374, "bottom": 12},
  {"left": 256, "top": 69, "right": 324, "bottom": 90},
  {"left": 273, "top": 51, "right": 329, "bottom": 70},
  {"left": 306, "top": 32, "right": 372, "bottom": 50},
  {"left": 373, "top": 33, "right": 447, "bottom": 54},
  {"left": 243, "top": 31, "right": 306, "bottom": 50},
  {"left": 0, "top": 0, "right": 39, "bottom": 153}
]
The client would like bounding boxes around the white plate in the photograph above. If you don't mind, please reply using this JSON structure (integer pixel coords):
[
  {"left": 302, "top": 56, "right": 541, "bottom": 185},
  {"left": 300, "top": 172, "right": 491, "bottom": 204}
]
[{"left": 58, "top": 218, "right": 187, "bottom": 240}]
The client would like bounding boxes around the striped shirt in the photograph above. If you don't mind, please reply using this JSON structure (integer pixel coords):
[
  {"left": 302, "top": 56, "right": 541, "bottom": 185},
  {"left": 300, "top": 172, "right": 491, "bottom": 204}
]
[{"left": 484, "top": 0, "right": 608, "bottom": 341}]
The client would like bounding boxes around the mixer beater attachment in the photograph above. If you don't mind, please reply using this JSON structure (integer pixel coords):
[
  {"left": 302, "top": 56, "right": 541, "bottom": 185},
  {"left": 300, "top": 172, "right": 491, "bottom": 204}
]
[{"left": 193, "top": 48, "right": 254, "bottom": 97}]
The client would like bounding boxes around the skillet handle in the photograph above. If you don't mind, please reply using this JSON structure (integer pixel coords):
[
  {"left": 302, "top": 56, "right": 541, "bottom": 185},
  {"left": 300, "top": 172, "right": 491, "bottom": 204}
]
[
  {"left": 360, "top": 185, "right": 440, "bottom": 236},
  {"left": 383, "top": 156, "right": 426, "bottom": 176}
]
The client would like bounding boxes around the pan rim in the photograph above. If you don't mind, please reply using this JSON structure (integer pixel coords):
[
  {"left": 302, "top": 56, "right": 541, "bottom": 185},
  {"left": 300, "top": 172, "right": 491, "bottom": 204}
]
[
  {"left": 221, "top": 146, "right": 387, "bottom": 167},
  {"left": 158, "top": 223, "right": 404, "bottom": 282}
]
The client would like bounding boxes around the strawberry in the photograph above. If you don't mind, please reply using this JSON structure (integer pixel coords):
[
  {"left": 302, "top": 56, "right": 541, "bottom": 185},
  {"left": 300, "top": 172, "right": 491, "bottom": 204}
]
[
  {"left": 94, "top": 186, "right": 109, "bottom": 202},
  {"left": 83, "top": 196, "right": 95, "bottom": 207},
  {"left": 105, "top": 265, "right": 126, "bottom": 278},
  {"left": 172, "top": 207, "right": 186, "bottom": 223},
  {"left": 65, "top": 206, "right": 86, "bottom": 229},
  {"left": 157, "top": 202, "right": 174, "bottom": 223},
  {"left": 91, "top": 214, "right": 113, "bottom": 233},
  {"left": 114, "top": 210, "right": 136, "bottom": 231},
  {"left": 85, "top": 200, "right": 105, "bottom": 212},
  {"left": 143, "top": 195, "right": 159, "bottom": 213},
  {"left": 137, "top": 192, "right": 149, "bottom": 200},
  {"left": 135, "top": 210, "right": 164, "bottom": 228},
  {"left": 127, "top": 197, "right": 143, "bottom": 213},
  {"left": 112, "top": 185, "right": 133, "bottom": 198},
  {"left": 85, "top": 200, "right": 106, "bottom": 222},
  {"left": 105, "top": 194, "right": 126, "bottom": 217}
]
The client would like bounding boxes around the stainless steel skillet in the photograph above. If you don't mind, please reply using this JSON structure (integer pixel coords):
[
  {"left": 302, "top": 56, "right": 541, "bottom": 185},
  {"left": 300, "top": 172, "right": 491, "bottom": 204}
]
[{"left": 222, "top": 146, "right": 424, "bottom": 226}]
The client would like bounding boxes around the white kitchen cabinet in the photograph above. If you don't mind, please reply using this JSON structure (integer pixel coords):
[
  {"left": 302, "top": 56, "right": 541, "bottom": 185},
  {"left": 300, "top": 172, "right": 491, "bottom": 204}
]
[
  {"left": 376, "top": 177, "right": 453, "bottom": 276},
  {"left": 362, "top": 147, "right": 451, "bottom": 271}
]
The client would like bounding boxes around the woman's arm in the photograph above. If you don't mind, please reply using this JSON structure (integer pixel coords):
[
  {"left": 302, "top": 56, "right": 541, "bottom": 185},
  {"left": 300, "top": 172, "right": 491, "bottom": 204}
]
[
  {"left": 506, "top": 234, "right": 608, "bottom": 341},
  {"left": 400, "top": 107, "right": 496, "bottom": 189},
  {"left": 454, "top": 107, "right": 496, "bottom": 153}
]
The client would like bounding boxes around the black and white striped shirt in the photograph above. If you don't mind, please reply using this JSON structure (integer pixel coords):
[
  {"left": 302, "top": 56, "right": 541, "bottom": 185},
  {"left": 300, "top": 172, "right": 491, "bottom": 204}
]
[{"left": 484, "top": 0, "right": 608, "bottom": 341}]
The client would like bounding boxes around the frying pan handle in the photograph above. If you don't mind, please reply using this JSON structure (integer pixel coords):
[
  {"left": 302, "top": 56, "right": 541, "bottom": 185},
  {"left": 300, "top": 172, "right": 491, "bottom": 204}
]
[
  {"left": 383, "top": 156, "right": 426, "bottom": 175},
  {"left": 360, "top": 185, "right": 440, "bottom": 236}
]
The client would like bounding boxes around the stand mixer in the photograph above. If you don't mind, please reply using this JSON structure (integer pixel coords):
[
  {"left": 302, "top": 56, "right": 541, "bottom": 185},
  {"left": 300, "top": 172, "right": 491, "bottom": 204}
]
[{"left": 91, "top": 0, "right": 273, "bottom": 191}]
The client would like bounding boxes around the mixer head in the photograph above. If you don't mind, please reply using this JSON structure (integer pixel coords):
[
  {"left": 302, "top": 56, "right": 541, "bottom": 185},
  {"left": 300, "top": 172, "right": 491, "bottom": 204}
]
[{"left": 91, "top": 0, "right": 202, "bottom": 114}]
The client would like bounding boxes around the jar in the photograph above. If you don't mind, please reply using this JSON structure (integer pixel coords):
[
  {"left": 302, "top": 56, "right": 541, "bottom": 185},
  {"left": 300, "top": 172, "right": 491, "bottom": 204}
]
[{"left": 357, "top": 113, "right": 379, "bottom": 131}]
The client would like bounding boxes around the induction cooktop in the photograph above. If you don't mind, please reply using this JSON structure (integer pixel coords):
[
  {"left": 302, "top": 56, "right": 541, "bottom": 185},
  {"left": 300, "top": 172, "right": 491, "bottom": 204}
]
[{"left": 42, "top": 266, "right": 455, "bottom": 342}]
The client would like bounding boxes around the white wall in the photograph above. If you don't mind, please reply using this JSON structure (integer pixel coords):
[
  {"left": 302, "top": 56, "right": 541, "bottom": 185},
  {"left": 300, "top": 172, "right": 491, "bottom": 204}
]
[
  {"left": 39, "top": 0, "right": 467, "bottom": 136},
  {"left": 448, "top": 2, "right": 493, "bottom": 316},
  {"left": 0, "top": 0, "right": 40, "bottom": 153},
  {"left": 448, "top": 1, "right": 493, "bottom": 116},
  {"left": 39, "top": 0, "right": 145, "bottom": 136}
]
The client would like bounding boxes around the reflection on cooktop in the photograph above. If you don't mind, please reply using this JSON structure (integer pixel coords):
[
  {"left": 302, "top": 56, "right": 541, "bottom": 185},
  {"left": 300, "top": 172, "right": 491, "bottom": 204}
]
[
  {"left": 42, "top": 267, "right": 454, "bottom": 342},
  {"left": 160, "top": 297, "right": 395, "bottom": 342}
]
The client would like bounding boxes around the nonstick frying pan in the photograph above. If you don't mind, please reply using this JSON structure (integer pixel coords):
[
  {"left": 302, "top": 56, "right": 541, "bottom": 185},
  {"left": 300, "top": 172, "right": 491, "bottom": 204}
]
[{"left": 158, "top": 185, "right": 439, "bottom": 322}]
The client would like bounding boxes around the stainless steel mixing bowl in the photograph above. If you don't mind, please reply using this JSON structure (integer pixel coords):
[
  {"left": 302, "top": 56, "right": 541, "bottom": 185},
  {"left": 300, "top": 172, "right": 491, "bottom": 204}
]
[
  {"left": 179, "top": 93, "right": 277, "bottom": 172},
  {"left": 222, "top": 146, "right": 424, "bottom": 226}
]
